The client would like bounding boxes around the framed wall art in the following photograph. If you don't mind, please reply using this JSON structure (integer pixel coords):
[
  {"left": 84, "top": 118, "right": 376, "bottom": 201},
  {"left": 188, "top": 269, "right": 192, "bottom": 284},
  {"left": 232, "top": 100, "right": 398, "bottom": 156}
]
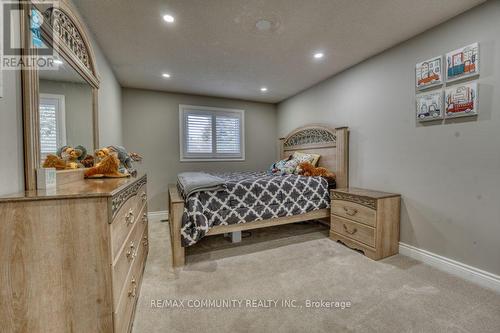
[
  {"left": 446, "top": 42, "right": 479, "bottom": 82},
  {"left": 445, "top": 81, "right": 478, "bottom": 118},
  {"left": 416, "top": 91, "right": 443, "bottom": 121},
  {"left": 416, "top": 56, "right": 443, "bottom": 90}
]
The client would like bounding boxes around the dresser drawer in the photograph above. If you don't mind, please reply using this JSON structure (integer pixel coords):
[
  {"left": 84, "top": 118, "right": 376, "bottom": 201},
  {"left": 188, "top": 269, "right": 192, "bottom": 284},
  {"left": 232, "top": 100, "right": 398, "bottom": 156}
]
[
  {"left": 331, "top": 200, "right": 376, "bottom": 227},
  {"left": 114, "top": 226, "right": 148, "bottom": 333},
  {"left": 112, "top": 203, "right": 148, "bottom": 306},
  {"left": 111, "top": 196, "right": 140, "bottom": 259},
  {"left": 331, "top": 215, "right": 375, "bottom": 247}
]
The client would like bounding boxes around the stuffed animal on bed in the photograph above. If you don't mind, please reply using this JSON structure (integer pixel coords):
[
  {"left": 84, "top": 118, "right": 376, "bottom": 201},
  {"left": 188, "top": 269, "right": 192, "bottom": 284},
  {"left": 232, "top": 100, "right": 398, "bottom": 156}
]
[
  {"left": 269, "top": 155, "right": 300, "bottom": 175},
  {"left": 95, "top": 146, "right": 142, "bottom": 176},
  {"left": 297, "top": 161, "right": 336, "bottom": 182},
  {"left": 84, "top": 153, "right": 129, "bottom": 178}
]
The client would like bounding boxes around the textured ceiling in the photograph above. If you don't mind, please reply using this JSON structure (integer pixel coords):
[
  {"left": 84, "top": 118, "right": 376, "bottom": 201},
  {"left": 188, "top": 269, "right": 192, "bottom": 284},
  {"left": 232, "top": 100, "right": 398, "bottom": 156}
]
[{"left": 73, "top": 0, "right": 485, "bottom": 103}]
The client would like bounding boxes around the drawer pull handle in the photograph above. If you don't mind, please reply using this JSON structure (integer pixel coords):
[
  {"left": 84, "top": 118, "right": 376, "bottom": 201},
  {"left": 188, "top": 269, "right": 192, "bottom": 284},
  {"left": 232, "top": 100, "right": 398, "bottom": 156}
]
[
  {"left": 126, "top": 241, "right": 136, "bottom": 260},
  {"left": 142, "top": 213, "right": 148, "bottom": 223},
  {"left": 143, "top": 236, "right": 149, "bottom": 247},
  {"left": 128, "top": 278, "right": 137, "bottom": 298},
  {"left": 125, "top": 209, "right": 134, "bottom": 225},
  {"left": 343, "top": 224, "right": 358, "bottom": 235},
  {"left": 343, "top": 207, "right": 358, "bottom": 216},
  {"left": 141, "top": 192, "right": 147, "bottom": 201}
]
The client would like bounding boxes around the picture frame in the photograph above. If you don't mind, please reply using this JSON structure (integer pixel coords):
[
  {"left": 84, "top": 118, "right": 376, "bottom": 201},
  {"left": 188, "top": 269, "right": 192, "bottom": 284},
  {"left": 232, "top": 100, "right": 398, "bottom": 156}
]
[
  {"left": 416, "top": 56, "right": 443, "bottom": 90},
  {"left": 445, "top": 81, "right": 478, "bottom": 118},
  {"left": 446, "top": 42, "right": 479, "bottom": 82},
  {"left": 416, "top": 91, "right": 444, "bottom": 122}
]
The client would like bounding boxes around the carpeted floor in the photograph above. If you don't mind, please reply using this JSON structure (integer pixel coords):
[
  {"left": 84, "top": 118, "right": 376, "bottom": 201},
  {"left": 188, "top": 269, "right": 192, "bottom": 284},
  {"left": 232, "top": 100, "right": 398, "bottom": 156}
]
[{"left": 132, "top": 217, "right": 500, "bottom": 333}]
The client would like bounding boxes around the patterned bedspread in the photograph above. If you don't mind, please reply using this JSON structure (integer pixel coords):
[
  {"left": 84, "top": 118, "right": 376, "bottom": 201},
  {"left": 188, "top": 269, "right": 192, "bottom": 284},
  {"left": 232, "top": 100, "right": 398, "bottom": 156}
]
[{"left": 180, "top": 171, "right": 330, "bottom": 246}]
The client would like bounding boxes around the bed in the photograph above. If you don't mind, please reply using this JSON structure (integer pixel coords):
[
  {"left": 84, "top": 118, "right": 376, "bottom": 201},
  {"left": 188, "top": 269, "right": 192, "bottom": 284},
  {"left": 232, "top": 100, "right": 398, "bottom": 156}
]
[{"left": 168, "top": 125, "right": 349, "bottom": 267}]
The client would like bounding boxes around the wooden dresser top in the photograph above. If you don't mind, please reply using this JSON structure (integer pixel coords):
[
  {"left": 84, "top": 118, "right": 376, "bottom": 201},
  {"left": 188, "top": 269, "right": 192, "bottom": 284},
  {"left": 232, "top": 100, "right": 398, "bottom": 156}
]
[
  {"left": 0, "top": 174, "right": 146, "bottom": 203},
  {"left": 332, "top": 187, "right": 400, "bottom": 199}
]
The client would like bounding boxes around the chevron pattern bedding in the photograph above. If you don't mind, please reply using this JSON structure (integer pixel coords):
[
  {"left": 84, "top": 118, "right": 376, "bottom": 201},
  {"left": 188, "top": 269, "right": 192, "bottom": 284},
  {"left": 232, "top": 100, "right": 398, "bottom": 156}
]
[{"left": 180, "top": 171, "right": 330, "bottom": 246}]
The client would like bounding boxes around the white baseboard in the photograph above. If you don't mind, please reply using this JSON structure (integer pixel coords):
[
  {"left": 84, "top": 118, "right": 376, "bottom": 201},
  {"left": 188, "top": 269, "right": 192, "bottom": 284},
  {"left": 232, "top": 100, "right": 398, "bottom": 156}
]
[
  {"left": 148, "top": 210, "right": 169, "bottom": 221},
  {"left": 399, "top": 242, "right": 500, "bottom": 293}
]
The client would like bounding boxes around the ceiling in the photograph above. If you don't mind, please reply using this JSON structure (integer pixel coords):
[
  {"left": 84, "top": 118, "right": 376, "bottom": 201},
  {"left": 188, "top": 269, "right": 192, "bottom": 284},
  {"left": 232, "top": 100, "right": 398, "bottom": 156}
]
[{"left": 73, "top": 0, "right": 485, "bottom": 103}]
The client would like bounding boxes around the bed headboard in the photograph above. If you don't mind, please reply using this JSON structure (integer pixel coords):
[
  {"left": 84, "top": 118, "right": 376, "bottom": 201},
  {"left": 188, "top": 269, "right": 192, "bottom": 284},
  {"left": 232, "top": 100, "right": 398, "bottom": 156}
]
[{"left": 279, "top": 125, "right": 349, "bottom": 188}]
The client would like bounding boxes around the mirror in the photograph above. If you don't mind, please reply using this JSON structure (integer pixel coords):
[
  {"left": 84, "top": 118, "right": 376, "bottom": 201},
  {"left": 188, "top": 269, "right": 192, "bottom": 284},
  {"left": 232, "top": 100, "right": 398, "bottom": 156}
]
[
  {"left": 21, "top": 0, "right": 101, "bottom": 189},
  {"left": 38, "top": 47, "right": 94, "bottom": 165}
]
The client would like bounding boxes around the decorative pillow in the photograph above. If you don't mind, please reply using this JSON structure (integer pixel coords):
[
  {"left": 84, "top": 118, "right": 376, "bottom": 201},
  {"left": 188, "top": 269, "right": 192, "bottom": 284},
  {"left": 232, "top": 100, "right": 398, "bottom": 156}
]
[
  {"left": 292, "top": 151, "right": 321, "bottom": 166},
  {"left": 269, "top": 156, "right": 300, "bottom": 175}
]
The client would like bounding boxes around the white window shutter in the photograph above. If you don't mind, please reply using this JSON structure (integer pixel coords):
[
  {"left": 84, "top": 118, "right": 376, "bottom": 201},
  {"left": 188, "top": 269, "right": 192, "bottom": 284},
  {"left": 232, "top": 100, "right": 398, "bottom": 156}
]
[
  {"left": 39, "top": 102, "right": 58, "bottom": 154},
  {"left": 186, "top": 114, "right": 213, "bottom": 154},
  {"left": 180, "top": 105, "right": 244, "bottom": 161},
  {"left": 39, "top": 94, "right": 66, "bottom": 157},
  {"left": 216, "top": 115, "right": 240, "bottom": 154}
]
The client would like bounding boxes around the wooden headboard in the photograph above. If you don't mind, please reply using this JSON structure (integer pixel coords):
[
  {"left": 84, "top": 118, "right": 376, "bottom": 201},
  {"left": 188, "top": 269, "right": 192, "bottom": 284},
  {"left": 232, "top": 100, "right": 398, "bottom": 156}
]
[{"left": 279, "top": 125, "right": 349, "bottom": 188}]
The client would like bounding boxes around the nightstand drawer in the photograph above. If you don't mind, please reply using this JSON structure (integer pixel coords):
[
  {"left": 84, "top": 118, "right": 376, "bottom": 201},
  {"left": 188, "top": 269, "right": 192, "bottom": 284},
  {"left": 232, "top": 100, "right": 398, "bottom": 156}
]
[
  {"left": 332, "top": 200, "right": 376, "bottom": 227},
  {"left": 331, "top": 215, "right": 375, "bottom": 247}
]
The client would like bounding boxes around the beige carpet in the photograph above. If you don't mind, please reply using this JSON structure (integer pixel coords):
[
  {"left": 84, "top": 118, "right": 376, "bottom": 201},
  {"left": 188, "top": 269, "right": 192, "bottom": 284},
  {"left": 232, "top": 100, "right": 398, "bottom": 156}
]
[{"left": 132, "top": 217, "right": 500, "bottom": 333}]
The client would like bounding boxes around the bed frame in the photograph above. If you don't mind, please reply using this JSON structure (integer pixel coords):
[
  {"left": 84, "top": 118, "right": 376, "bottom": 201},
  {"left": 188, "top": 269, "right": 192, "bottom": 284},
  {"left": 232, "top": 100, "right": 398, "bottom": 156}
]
[{"left": 168, "top": 125, "right": 349, "bottom": 267}]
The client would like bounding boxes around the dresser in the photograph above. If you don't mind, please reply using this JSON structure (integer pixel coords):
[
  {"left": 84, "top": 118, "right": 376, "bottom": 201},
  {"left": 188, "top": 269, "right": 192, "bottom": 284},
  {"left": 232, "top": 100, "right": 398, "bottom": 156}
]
[
  {"left": 329, "top": 188, "right": 400, "bottom": 260},
  {"left": 0, "top": 175, "right": 148, "bottom": 333}
]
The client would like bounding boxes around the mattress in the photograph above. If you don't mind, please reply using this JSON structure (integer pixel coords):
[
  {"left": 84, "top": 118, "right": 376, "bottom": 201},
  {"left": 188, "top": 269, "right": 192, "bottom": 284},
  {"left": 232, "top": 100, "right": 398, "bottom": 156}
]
[{"left": 180, "top": 171, "right": 330, "bottom": 246}]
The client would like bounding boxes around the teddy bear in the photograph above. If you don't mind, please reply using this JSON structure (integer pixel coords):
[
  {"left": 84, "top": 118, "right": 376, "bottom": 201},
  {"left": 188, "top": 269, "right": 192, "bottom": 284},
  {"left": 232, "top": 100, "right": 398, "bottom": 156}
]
[
  {"left": 84, "top": 153, "right": 129, "bottom": 178},
  {"left": 95, "top": 146, "right": 142, "bottom": 176},
  {"left": 57, "top": 145, "right": 87, "bottom": 169},
  {"left": 42, "top": 154, "right": 68, "bottom": 170},
  {"left": 81, "top": 155, "right": 95, "bottom": 168},
  {"left": 297, "top": 161, "right": 336, "bottom": 182}
]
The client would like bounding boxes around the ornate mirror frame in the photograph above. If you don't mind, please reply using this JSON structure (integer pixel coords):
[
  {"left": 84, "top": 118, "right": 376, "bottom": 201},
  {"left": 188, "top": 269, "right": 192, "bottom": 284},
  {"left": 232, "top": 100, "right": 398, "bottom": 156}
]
[{"left": 21, "top": 0, "right": 100, "bottom": 190}]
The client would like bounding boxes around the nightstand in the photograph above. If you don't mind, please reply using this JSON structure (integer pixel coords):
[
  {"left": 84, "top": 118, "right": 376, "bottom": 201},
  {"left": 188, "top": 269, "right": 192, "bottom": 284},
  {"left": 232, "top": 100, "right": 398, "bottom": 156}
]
[{"left": 329, "top": 188, "right": 401, "bottom": 260}]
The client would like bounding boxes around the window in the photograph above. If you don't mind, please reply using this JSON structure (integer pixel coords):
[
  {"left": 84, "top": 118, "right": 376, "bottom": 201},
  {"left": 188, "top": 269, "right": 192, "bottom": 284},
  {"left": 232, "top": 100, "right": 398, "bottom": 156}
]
[
  {"left": 39, "top": 94, "right": 66, "bottom": 157},
  {"left": 179, "top": 105, "right": 244, "bottom": 161}
]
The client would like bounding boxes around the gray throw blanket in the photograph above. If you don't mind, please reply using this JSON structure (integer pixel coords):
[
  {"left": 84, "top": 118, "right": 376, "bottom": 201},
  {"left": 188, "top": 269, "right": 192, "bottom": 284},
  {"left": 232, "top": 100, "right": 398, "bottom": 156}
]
[{"left": 177, "top": 172, "right": 226, "bottom": 199}]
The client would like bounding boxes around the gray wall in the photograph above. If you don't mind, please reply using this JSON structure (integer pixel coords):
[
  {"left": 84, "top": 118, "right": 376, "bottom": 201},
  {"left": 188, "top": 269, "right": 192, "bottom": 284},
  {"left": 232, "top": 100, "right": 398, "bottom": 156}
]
[
  {"left": 91, "top": 32, "right": 123, "bottom": 147},
  {"left": 277, "top": 1, "right": 500, "bottom": 275},
  {"left": 122, "top": 88, "right": 277, "bottom": 212},
  {"left": 0, "top": 66, "right": 24, "bottom": 195},
  {"left": 0, "top": 9, "right": 23, "bottom": 195}
]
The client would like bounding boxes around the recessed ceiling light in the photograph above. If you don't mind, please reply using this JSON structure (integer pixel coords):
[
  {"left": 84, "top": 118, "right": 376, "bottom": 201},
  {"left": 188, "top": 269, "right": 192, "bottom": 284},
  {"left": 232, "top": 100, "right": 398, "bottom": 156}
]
[
  {"left": 53, "top": 59, "right": 63, "bottom": 65},
  {"left": 260, "top": 87, "right": 268, "bottom": 92},
  {"left": 162, "top": 73, "right": 171, "bottom": 78},
  {"left": 163, "top": 14, "right": 175, "bottom": 23},
  {"left": 255, "top": 19, "right": 272, "bottom": 31},
  {"left": 313, "top": 52, "right": 324, "bottom": 59}
]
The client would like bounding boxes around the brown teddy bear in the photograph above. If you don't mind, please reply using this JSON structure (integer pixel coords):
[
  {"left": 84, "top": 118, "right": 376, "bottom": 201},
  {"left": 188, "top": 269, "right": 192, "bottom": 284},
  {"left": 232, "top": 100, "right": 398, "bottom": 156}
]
[
  {"left": 81, "top": 155, "right": 95, "bottom": 168},
  {"left": 84, "top": 153, "right": 129, "bottom": 178},
  {"left": 42, "top": 154, "right": 68, "bottom": 170},
  {"left": 95, "top": 146, "right": 142, "bottom": 176},
  {"left": 59, "top": 146, "right": 85, "bottom": 169},
  {"left": 297, "top": 161, "right": 336, "bottom": 182}
]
